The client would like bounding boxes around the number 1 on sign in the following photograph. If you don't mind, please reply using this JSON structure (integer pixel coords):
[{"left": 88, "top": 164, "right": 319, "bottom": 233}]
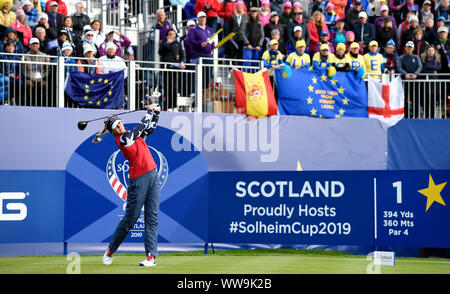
[{"left": 392, "top": 181, "right": 402, "bottom": 204}]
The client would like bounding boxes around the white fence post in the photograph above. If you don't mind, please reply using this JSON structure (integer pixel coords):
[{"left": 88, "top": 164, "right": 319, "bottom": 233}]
[
  {"left": 176, "top": 4, "right": 182, "bottom": 33},
  {"left": 154, "top": 29, "right": 160, "bottom": 63},
  {"left": 196, "top": 58, "right": 203, "bottom": 113},
  {"left": 101, "top": 0, "right": 107, "bottom": 26},
  {"left": 119, "top": 0, "right": 125, "bottom": 30},
  {"left": 57, "top": 56, "right": 65, "bottom": 108},
  {"left": 213, "top": 35, "right": 218, "bottom": 83},
  {"left": 128, "top": 60, "right": 136, "bottom": 110}
]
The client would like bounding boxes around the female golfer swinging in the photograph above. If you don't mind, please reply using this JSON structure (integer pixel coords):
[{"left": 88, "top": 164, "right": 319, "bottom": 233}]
[{"left": 93, "top": 104, "right": 161, "bottom": 267}]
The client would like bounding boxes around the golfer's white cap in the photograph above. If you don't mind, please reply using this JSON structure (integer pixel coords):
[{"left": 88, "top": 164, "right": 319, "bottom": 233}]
[
  {"left": 111, "top": 119, "right": 121, "bottom": 130},
  {"left": 105, "top": 115, "right": 122, "bottom": 132}
]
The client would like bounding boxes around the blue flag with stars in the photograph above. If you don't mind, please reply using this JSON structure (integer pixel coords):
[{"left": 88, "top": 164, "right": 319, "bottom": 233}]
[
  {"left": 65, "top": 70, "right": 125, "bottom": 109},
  {"left": 276, "top": 68, "right": 368, "bottom": 118}
]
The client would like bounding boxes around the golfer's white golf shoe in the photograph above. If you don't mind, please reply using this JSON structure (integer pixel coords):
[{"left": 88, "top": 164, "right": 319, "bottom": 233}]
[
  {"left": 103, "top": 249, "right": 114, "bottom": 265},
  {"left": 139, "top": 255, "right": 156, "bottom": 267}
]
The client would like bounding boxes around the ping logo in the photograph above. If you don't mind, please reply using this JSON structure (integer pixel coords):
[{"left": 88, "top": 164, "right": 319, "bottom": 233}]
[
  {"left": 106, "top": 146, "right": 169, "bottom": 201},
  {"left": 0, "top": 192, "right": 28, "bottom": 221}
]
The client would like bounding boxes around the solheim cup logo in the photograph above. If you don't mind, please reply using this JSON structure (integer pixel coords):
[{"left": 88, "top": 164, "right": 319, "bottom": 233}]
[{"left": 106, "top": 145, "right": 169, "bottom": 201}]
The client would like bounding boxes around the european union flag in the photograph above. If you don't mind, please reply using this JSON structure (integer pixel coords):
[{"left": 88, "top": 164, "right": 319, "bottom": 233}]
[
  {"left": 276, "top": 68, "right": 368, "bottom": 118},
  {"left": 65, "top": 70, "right": 125, "bottom": 109}
]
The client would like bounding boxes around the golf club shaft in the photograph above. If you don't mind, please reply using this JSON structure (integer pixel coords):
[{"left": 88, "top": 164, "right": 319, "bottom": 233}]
[{"left": 85, "top": 108, "right": 146, "bottom": 123}]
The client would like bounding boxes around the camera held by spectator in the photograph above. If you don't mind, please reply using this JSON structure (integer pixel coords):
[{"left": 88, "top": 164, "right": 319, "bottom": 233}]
[{"left": 203, "top": 5, "right": 212, "bottom": 13}]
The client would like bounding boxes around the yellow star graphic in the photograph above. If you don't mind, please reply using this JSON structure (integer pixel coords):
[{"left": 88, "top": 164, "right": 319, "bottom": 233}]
[
  {"left": 84, "top": 84, "right": 89, "bottom": 88},
  {"left": 84, "top": 95, "right": 88, "bottom": 100},
  {"left": 339, "top": 108, "right": 345, "bottom": 116},
  {"left": 85, "top": 89, "right": 90, "bottom": 93},
  {"left": 308, "top": 84, "right": 314, "bottom": 92},
  {"left": 331, "top": 79, "right": 337, "bottom": 85},
  {"left": 110, "top": 81, "right": 114, "bottom": 86},
  {"left": 343, "top": 97, "right": 349, "bottom": 105},
  {"left": 310, "top": 107, "right": 317, "bottom": 116},
  {"left": 418, "top": 174, "right": 447, "bottom": 212},
  {"left": 108, "top": 90, "right": 112, "bottom": 96},
  {"left": 338, "top": 86, "right": 345, "bottom": 94},
  {"left": 335, "top": 114, "right": 341, "bottom": 118},
  {"left": 312, "top": 77, "right": 318, "bottom": 84},
  {"left": 98, "top": 78, "right": 103, "bottom": 83},
  {"left": 307, "top": 96, "right": 313, "bottom": 104},
  {"left": 103, "top": 98, "right": 108, "bottom": 103},
  {"left": 104, "top": 79, "right": 109, "bottom": 84},
  {"left": 90, "top": 79, "right": 95, "bottom": 84},
  {"left": 320, "top": 74, "right": 327, "bottom": 82},
  {"left": 88, "top": 101, "right": 93, "bottom": 104},
  {"left": 96, "top": 100, "right": 101, "bottom": 106}
]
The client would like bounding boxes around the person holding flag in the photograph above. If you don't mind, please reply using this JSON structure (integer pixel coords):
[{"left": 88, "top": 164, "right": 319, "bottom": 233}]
[
  {"left": 187, "top": 11, "right": 218, "bottom": 64},
  {"left": 312, "top": 43, "right": 334, "bottom": 71},
  {"left": 285, "top": 39, "right": 310, "bottom": 69},
  {"left": 330, "top": 42, "right": 351, "bottom": 71},
  {"left": 347, "top": 42, "right": 367, "bottom": 78}
]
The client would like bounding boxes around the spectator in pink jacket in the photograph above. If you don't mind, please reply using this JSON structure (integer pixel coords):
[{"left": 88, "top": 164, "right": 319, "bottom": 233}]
[
  {"left": 259, "top": 0, "right": 271, "bottom": 28},
  {"left": 10, "top": 8, "right": 33, "bottom": 47}
]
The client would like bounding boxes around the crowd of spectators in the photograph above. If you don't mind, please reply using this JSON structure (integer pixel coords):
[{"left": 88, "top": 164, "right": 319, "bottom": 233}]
[
  {"left": 0, "top": 0, "right": 134, "bottom": 106},
  {"left": 0, "top": 0, "right": 448, "bottom": 114},
  {"left": 159, "top": 0, "right": 449, "bottom": 116},
  {"left": 166, "top": 0, "right": 450, "bottom": 80}
]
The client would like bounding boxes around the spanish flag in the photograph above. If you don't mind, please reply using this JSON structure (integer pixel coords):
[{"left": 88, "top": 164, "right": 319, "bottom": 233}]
[{"left": 233, "top": 69, "right": 277, "bottom": 118}]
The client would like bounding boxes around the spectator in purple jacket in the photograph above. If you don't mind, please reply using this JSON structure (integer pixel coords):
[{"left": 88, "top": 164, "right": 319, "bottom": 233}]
[
  {"left": 187, "top": 11, "right": 218, "bottom": 63},
  {"left": 186, "top": 11, "right": 218, "bottom": 89},
  {"left": 374, "top": 5, "right": 398, "bottom": 32},
  {"left": 98, "top": 29, "right": 131, "bottom": 58},
  {"left": 152, "top": 9, "right": 178, "bottom": 43},
  {"left": 182, "top": 19, "right": 196, "bottom": 63}
]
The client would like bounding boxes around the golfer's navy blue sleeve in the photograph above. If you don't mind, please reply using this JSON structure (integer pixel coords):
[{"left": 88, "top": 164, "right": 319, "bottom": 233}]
[
  {"left": 119, "top": 110, "right": 154, "bottom": 147},
  {"left": 141, "top": 110, "right": 160, "bottom": 138}
]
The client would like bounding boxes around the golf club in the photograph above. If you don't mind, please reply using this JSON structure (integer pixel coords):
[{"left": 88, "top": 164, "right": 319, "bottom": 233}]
[{"left": 77, "top": 108, "right": 146, "bottom": 131}]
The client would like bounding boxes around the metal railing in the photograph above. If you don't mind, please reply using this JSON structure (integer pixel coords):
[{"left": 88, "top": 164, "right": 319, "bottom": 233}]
[
  {"left": 0, "top": 53, "right": 58, "bottom": 107},
  {"left": 366, "top": 73, "right": 449, "bottom": 119},
  {"left": 0, "top": 52, "right": 448, "bottom": 119}
]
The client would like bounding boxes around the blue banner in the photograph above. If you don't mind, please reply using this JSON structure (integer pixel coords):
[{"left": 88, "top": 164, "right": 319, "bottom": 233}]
[
  {"left": 276, "top": 69, "right": 368, "bottom": 118},
  {"left": 208, "top": 171, "right": 375, "bottom": 245},
  {"left": 65, "top": 70, "right": 125, "bottom": 109}
]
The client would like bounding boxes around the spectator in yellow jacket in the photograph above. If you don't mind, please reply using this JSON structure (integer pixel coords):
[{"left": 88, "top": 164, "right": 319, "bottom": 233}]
[
  {"left": 286, "top": 39, "right": 311, "bottom": 69},
  {"left": 363, "top": 40, "right": 384, "bottom": 79},
  {"left": 347, "top": 42, "right": 366, "bottom": 74},
  {"left": 0, "top": 1, "right": 16, "bottom": 27}
]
